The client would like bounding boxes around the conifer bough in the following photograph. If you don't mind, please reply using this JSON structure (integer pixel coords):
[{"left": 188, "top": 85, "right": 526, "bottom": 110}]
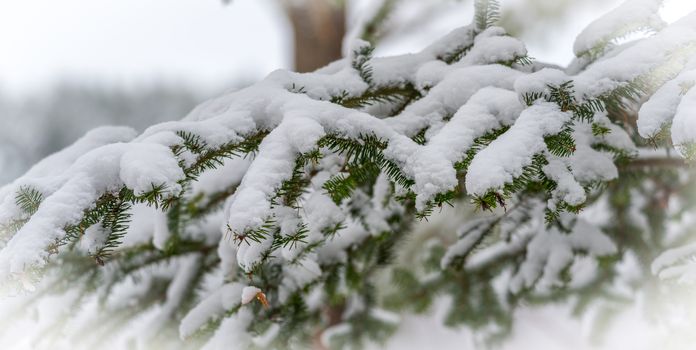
[{"left": 2, "top": 0, "right": 696, "bottom": 348}]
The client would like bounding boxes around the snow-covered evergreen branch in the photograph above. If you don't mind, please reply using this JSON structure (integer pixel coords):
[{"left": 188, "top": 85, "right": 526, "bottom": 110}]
[{"left": 2, "top": 0, "right": 696, "bottom": 348}]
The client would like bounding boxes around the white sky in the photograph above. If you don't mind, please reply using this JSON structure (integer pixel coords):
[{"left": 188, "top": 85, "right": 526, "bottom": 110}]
[
  {"left": 0, "top": 0, "right": 694, "bottom": 96},
  {"left": 0, "top": 0, "right": 292, "bottom": 95}
]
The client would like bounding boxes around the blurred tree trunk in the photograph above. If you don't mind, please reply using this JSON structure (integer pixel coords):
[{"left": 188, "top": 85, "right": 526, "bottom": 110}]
[{"left": 283, "top": 0, "right": 346, "bottom": 72}]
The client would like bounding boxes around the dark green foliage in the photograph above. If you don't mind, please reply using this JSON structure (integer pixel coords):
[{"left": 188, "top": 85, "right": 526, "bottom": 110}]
[
  {"left": 92, "top": 196, "right": 132, "bottom": 264},
  {"left": 439, "top": 44, "right": 473, "bottom": 65},
  {"left": 271, "top": 293, "right": 312, "bottom": 347},
  {"left": 522, "top": 91, "right": 545, "bottom": 106},
  {"left": 333, "top": 37, "right": 422, "bottom": 115},
  {"left": 274, "top": 150, "right": 321, "bottom": 208},
  {"left": 175, "top": 131, "right": 268, "bottom": 182},
  {"left": 472, "top": 191, "right": 507, "bottom": 212},
  {"left": 48, "top": 129, "right": 271, "bottom": 260},
  {"left": 386, "top": 268, "right": 434, "bottom": 313},
  {"left": 61, "top": 193, "right": 121, "bottom": 247},
  {"left": 326, "top": 219, "right": 349, "bottom": 233},
  {"left": 323, "top": 162, "right": 382, "bottom": 204},
  {"left": 478, "top": 156, "right": 540, "bottom": 210},
  {"left": 523, "top": 81, "right": 606, "bottom": 123},
  {"left": 599, "top": 79, "right": 647, "bottom": 120},
  {"left": 230, "top": 217, "right": 277, "bottom": 246},
  {"left": 322, "top": 233, "right": 405, "bottom": 349},
  {"left": 120, "top": 183, "right": 173, "bottom": 210},
  {"left": 591, "top": 122, "right": 612, "bottom": 137},
  {"left": 319, "top": 134, "right": 414, "bottom": 204},
  {"left": 416, "top": 190, "right": 458, "bottom": 220},
  {"left": 322, "top": 173, "right": 355, "bottom": 205},
  {"left": 468, "top": 80, "right": 618, "bottom": 216},
  {"left": 545, "top": 128, "right": 576, "bottom": 158},
  {"left": 319, "top": 135, "right": 387, "bottom": 164},
  {"left": 574, "top": 98, "right": 606, "bottom": 122},
  {"left": 549, "top": 81, "right": 606, "bottom": 122},
  {"left": 1, "top": 187, "right": 47, "bottom": 239},
  {"left": 544, "top": 201, "right": 584, "bottom": 225},
  {"left": 176, "top": 131, "right": 207, "bottom": 155},
  {"left": 351, "top": 42, "right": 375, "bottom": 87},
  {"left": 411, "top": 128, "right": 428, "bottom": 145},
  {"left": 549, "top": 81, "right": 577, "bottom": 111},
  {"left": 271, "top": 223, "right": 309, "bottom": 251},
  {"left": 331, "top": 85, "right": 421, "bottom": 112},
  {"left": 387, "top": 84, "right": 423, "bottom": 116},
  {"left": 16, "top": 186, "right": 44, "bottom": 216}
]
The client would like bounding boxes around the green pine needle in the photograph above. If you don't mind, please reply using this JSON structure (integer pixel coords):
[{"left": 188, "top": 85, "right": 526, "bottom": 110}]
[{"left": 16, "top": 186, "right": 44, "bottom": 216}]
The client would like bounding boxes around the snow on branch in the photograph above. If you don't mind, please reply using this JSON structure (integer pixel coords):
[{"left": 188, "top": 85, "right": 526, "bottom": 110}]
[{"left": 1, "top": 1, "right": 696, "bottom": 347}]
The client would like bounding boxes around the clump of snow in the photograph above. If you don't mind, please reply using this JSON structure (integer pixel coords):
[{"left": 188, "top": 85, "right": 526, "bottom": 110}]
[
  {"left": 179, "top": 282, "right": 244, "bottom": 339},
  {"left": 576, "top": 11, "right": 696, "bottom": 98},
  {"left": 241, "top": 286, "right": 262, "bottom": 305},
  {"left": 441, "top": 217, "right": 496, "bottom": 269},
  {"left": 652, "top": 243, "right": 696, "bottom": 283},
  {"left": 390, "top": 65, "right": 522, "bottom": 136},
  {"left": 457, "top": 27, "right": 527, "bottom": 67},
  {"left": 0, "top": 126, "right": 137, "bottom": 226},
  {"left": 569, "top": 119, "right": 622, "bottom": 184},
  {"left": 513, "top": 68, "right": 570, "bottom": 101},
  {"left": 119, "top": 142, "right": 184, "bottom": 197},
  {"left": 573, "top": 0, "right": 666, "bottom": 57},
  {"left": 152, "top": 209, "right": 170, "bottom": 251},
  {"left": 120, "top": 204, "right": 156, "bottom": 247},
  {"left": 201, "top": 308, "right": 254, "bottom": 350},
  {"left": 638, "top": 69, "right": 696, "bottom": 138},
  {"left": 279, "top": 258, "right": 322, "bottom": 302},
  {"left": 404, "top": 87, "right": 523, "bottom": 209},
  {"left": 543, "top": 158, "right": 586, "bottom": 206},
  {"left": 509, "top": 217, "right": 617, "bottom": 294},
  {"left": 190, "top": 157, "right": 250, "bottom": 197},
  {"left": 78, "top": 223, "right": 109, "bottom": 254},
  {"left": 671, "top": 86, "right": 696, "bottom": 151},
  {"left": 465, "top": 103, "right": 572, "bottom": 196}
]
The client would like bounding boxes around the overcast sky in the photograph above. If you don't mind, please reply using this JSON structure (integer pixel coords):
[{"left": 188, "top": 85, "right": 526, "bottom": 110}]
[
  {"left": 0, "top": 0, "right": 694, "bottom": 96},
  {"left": 0, "top": 0, "right": 292, "bottom": 95}
]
